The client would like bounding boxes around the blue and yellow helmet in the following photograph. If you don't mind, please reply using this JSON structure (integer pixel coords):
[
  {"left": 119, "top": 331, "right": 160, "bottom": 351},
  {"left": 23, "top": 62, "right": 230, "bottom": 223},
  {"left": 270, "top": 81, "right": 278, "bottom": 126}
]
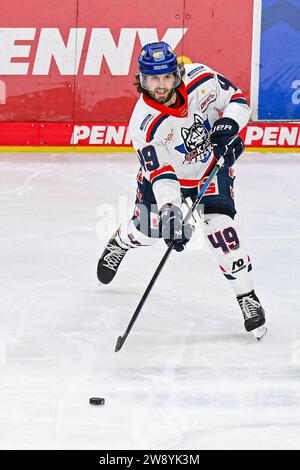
[{"left": 138, "top": 42, "right": 181, "bottom": 90}]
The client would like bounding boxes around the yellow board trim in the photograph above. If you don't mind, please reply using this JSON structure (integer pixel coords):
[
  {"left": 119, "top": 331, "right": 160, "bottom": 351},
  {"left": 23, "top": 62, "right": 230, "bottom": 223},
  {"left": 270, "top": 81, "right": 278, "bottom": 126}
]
[
  {"left": 246, "top": 147, "right": 300, "bottom": 153},
  {"left": 0, "top": 146, "right": 136, "bottom": 153},
  {"left": 0, "top": 145, "right": 299, "bottom": 153}
]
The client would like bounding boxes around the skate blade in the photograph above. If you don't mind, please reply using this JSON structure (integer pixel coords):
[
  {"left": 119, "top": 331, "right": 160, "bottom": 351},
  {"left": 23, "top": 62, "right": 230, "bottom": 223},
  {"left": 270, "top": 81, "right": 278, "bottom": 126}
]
[{"left": 252, "top": 325, "right": 267, "bottom": 341}]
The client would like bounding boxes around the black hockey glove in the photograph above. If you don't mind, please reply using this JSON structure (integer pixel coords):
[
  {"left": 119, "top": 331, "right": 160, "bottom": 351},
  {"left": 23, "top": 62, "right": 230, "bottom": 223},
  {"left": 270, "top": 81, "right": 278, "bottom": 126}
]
[
  {"left": 158, "top": 203, "right": 194, "bottom": 252},
  {"left": 210, "top": 117, "right": 245, "bottom": 167}
]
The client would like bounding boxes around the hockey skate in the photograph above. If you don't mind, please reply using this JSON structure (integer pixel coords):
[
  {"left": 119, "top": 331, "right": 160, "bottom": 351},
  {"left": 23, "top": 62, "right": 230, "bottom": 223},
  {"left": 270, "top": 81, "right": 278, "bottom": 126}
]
[
  {"left": 97, "top": 232, "right": 129, "bottom": 285},
  {"left": 237, "top": 290, "right": 267, "bottom": 341}
]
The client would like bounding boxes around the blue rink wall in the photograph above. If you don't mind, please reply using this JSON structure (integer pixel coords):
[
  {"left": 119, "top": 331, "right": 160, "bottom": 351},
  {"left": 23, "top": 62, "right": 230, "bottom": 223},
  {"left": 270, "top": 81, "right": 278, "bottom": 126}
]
[{"left": 259, "top": 0, "right": 300, "bottom": 120}]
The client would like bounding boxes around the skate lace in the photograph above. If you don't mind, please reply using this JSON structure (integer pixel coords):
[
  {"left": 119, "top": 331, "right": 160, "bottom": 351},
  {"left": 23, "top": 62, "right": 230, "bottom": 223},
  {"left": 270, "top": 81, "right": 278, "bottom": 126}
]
[
  {"left": 103, "top": 243, "right": 127, "bottom": 272},
  {"left": 241, "top": 296, "right": 261, "bottom": 320}
]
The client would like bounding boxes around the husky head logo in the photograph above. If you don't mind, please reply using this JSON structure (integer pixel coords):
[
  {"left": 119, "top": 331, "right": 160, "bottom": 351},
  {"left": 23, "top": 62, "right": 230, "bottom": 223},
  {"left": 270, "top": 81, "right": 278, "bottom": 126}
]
[
  {"left": 175, "top": 114, "right": 212, "bottom": 164},
  {"left": 181, "top": 114, "right": 210, "bottom": 152}
]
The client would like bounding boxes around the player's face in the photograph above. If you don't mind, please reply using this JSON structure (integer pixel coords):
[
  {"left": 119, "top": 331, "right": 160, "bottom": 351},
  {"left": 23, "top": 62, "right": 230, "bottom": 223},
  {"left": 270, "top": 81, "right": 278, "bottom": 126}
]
[{"left": 146, "top": 73, "right": 176, "bottom": 103}]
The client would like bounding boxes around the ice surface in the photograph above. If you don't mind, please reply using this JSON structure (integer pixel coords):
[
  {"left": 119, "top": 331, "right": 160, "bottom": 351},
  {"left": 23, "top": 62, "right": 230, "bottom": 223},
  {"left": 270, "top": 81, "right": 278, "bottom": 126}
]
[{"left": 0, "top": 151, "right": 299, "bottom": 450}]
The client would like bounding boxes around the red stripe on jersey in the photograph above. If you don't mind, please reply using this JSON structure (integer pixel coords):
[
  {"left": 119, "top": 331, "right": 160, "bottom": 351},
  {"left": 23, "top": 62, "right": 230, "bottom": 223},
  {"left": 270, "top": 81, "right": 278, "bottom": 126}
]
[
  {"left": 230, "top": 92, "right": 247, "bottom": 102},
  {"left": 178, "top": 156, "right": 217, "bottom": 188},
  {"left": 186, "top": 72, "right": 215, "bottom": 91},
  {"left": 149, "top": 165, "right": 175, "bottom": 182},
  {"left": 179, "top": 179, "right": 200, "bottom": 187}
]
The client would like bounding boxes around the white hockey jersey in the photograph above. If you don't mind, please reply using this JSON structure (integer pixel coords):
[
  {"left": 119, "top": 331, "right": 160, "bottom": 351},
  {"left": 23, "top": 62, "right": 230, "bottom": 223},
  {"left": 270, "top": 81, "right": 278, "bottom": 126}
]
[{"left": 128, "top": 63, "right": 250, "bottom": 210}]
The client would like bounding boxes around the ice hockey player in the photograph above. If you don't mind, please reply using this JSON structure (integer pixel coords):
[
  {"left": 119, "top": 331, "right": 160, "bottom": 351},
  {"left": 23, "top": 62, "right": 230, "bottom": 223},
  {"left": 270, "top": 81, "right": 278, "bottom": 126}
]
[{"left": 97, "top": 41, "right": 266, "bottom": 340}]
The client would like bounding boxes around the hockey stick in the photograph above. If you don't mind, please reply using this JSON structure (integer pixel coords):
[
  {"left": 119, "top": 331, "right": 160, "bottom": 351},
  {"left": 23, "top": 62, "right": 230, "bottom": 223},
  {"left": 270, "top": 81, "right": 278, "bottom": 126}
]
[
  {"left": 181, "top": 194, "right": 197, "bottom": 224},
  {"left": 115, "top": 157, "right": 224, "bottom": 352}
]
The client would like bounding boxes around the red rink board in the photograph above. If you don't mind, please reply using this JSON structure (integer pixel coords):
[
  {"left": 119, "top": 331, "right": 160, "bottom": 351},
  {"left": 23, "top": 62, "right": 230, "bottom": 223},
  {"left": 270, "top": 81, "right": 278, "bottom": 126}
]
[
  {"left": 0, "top": 122, "right": 300, "bottom": 150},
  {"left": 0, "top": 0, "right": 298, "bottom": 151},
  {"left": 0, "top": 0, "right": 253, "bottom": 123}
]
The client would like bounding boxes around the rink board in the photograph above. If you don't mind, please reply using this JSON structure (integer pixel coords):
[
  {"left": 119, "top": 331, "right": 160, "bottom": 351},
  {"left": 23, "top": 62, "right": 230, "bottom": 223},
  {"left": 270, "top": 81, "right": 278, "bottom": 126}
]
[
  {"left": 0, "top": 0, "right": 253, "bottom": 123},
  {"left": 0, "top": 121, "right": 300, "bottom": 152}
]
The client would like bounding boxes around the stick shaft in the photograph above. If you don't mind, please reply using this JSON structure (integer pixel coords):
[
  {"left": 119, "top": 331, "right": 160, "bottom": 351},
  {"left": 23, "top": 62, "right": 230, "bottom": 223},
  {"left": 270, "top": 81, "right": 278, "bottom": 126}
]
[{"left": 115, "top": 159, "right": 223, "bottom": 351}]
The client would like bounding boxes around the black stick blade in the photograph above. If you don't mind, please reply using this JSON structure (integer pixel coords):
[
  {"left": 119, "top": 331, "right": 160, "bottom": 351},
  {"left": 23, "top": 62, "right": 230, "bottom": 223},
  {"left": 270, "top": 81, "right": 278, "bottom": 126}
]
[{"left": 115, "top": 335, "right": 125, "bottom": 352}]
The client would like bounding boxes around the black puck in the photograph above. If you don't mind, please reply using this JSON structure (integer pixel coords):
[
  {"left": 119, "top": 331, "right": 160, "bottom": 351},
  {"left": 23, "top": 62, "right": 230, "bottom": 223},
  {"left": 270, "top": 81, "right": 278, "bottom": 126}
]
[{"left": 89, "top": 397, "right": 105, "bottom": 406}]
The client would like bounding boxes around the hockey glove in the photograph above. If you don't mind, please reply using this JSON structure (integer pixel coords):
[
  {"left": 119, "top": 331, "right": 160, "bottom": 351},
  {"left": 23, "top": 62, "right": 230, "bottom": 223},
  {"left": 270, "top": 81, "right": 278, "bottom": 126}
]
[
  {"left": 210, "top": 117, "right": 245, "bottom": 167},
  {"left": 158, "top": 203, "right": 194, "bottom": 252}
]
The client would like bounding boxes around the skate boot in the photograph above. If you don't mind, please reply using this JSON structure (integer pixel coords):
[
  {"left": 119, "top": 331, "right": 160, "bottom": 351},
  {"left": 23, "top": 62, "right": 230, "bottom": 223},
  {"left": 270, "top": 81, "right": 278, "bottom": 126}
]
[
  {"left": 97, "top": 232, "right": 129, "bottom": 285},
  {"left": 237, "top": 290, "right": 267, "bottom": 341}
]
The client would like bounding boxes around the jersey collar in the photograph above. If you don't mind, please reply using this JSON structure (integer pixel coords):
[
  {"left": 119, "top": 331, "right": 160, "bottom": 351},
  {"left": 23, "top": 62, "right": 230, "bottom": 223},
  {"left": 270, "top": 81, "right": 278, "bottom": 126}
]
[{"left": 142, "top": 82, "right": 188, "bottom": 118}]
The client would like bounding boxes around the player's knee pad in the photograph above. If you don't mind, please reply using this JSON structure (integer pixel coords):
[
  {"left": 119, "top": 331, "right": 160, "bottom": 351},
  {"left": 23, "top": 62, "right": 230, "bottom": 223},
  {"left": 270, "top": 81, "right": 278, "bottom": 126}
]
[
  {"left": 204, "top": 213, "right": 253, "bottom": 284},
  {"left": 117, "top": 219, "right": 158, "bottom": 249}
]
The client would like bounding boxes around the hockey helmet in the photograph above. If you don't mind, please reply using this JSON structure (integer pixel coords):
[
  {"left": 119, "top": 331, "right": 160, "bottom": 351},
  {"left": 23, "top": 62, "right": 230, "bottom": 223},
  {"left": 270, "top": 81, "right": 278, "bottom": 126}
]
[{"left": 138, "top": 42, "right": 181, "bottom": 90}]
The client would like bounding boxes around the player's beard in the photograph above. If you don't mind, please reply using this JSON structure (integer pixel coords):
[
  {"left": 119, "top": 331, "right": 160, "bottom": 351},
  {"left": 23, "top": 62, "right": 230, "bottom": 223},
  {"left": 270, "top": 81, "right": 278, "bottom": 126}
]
[{"left": 148, "top": 88, "right": 175, "bottom": 104}]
